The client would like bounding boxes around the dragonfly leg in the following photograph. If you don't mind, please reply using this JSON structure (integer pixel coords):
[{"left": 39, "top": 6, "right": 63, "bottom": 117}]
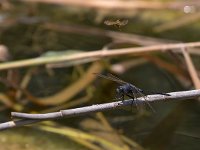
[
  {"left": 122, "top": 94, "right": 124, "bottom": 101},
  {"left": 137, "top": 91, "right": 156, "bottom": 113},
  {"left": 115, "top": 91, "right": 124, "bottom": 101},
  {"left": 127, "top": 94, "right": 139, "bottom": 111},
  {"left": 144, "top": 95, "right": 155, "bottom": 113}
]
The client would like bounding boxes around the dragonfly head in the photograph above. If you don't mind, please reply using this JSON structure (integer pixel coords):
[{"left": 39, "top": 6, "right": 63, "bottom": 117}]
[
  {"left": 116, "top": 86, "right": 124, "bottom": 100},
  {"left": 116, "top": 86, "right": 123, "bottom": 93}
]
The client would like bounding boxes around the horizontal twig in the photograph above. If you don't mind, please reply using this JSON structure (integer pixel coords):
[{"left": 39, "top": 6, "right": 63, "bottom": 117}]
[
  {"left": 21, "top": 0, "right": 200, "bottom": 10},
  {"left": 1, "top": 41, "right": 200, "bottom": 71},
  {"left": 0, "top": 120, "right": 39, "bottom": 131},
  {"left": 11, "top": 89, "right": 200, "bottom": 120},
  {"left": 0, "top": 89, "right": 199, "bottom": 131}
]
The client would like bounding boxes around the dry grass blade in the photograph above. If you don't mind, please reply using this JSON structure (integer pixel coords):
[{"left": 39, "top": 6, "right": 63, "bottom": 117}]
[
  {"left": 111, "top": 59, "right": 147, "bottom": 74},
  {"left": 0, "top": 62, "right": 101, "bottom": 106},
  {"left": 141, "top": 54, "right": 191, "bottom": 87},
  {"left": 26, "top": 61, "right": 103, "bottom": 105},
  {"left": 0, "top": 93, "right": 22, "bottom": 111},
  {"left": 96, "top": 113, "right": 132, "bottom": 149},
  {"left": 20, "top": 0, "right": 200, "bottom": 10},
  {"left": 44, "top": 23, "right": 175, "bottom": 46},
  {"left": 182, "top": 49, "right": 200, "bottom": 89},
  {"left": 38, "top": 124, "right": 127, "bottom": 150},
  {"left": 154, "top": 12, "right": 200, "bottom": 32},
  {"left": 143, "top": 54, "right": 185, "bottom": 76},
  {"left": 1, "top": 41, "right": 200, "bottom": 71},
  {"left": 43, "top": 23, "right": 200, "bottom": 56},
  {"left": 16, "top": 68, "right": 36, "bottom": 99},
  {"left": 121, "top": 135, "right": 145, "bottom": 150},
  {"left": 41, "top": 88, "right": 93, "bottom": 113},
  {"left": 80, "top": 113, "right": 130, "bottom": 149}
]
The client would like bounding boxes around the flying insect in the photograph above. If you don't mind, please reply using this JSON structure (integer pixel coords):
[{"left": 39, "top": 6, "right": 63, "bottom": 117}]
[{"left": 104, "top": 19, "right": 128, "bottom": 28}]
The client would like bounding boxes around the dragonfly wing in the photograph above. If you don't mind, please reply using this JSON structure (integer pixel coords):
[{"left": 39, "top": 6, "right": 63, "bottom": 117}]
[
  {"left": 134, "top": 88, "right": 155, "bottom": 113},
  {"left": 104, "top": 20, "right": 115, "bottom": 25},
  {"left": 118, "top": 20, "right": 128, "bottom": 26},
  {"left": 94, "top": 73, "right": 126, "bottom": 85},
  {"left": 107, "top": 73, "right": 128, "bottom": 84}
]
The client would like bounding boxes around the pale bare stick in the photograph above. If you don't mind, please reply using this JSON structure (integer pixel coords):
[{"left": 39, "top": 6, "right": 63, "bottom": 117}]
[{"left": 0, "top": 90, "right": 199, "bottom": 131}]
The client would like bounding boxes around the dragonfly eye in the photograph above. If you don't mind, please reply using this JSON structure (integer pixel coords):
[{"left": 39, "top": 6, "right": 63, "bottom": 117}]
[
  {"left": 116, "top": 87, "right": 123, "bottom": 93},
  {"left": 116, "top": 88, "right": 119, "bottom": 93}
]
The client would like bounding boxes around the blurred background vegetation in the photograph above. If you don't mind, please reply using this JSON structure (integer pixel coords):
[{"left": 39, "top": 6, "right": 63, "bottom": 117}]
[{"left": 0, "top": 0, "right": 200, "bottom": 150}]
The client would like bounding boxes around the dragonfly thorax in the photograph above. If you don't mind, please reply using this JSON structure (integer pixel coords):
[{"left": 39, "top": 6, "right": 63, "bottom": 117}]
[{"left": 116, "top": 83, "right": 138, "bottom": 95}]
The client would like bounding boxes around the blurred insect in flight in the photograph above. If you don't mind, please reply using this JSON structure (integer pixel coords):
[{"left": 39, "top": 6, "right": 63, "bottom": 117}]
[
  {"left": 95, "top": 73, "right": 170, "bottom": 112},
  {"left": 104, "top": 19, "right": 128, "bottom": 28}
]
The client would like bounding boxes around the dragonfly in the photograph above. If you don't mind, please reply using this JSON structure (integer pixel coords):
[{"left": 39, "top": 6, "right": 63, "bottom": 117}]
[
  {"left": 104, "top": 19, "right": 128, "bottom": 28},
  {"left": 95, "top": 73, "right": 170, "bottom": 112}
]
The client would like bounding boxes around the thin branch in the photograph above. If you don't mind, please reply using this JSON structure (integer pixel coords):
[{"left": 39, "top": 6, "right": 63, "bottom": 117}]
[
  {"left": 0, "top": 89, "right": 200, "bottom": 130},
  {"left": 1, "top": 41, "right": 200, "bottom": 71},
  {"left": 154, "top": 12, "right": 200, "bottom": 33},
  {"left": 20, "top": 0, "right": 200, "bottom": 10}
]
